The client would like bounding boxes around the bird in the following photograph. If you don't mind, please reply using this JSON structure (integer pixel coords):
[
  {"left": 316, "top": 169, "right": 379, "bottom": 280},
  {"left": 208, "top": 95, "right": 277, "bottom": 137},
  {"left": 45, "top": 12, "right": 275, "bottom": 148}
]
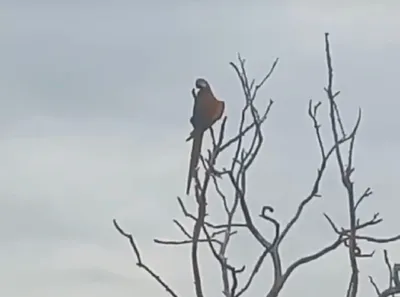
[{"left": 185, "top": 78, "right": 225, "bottom": 195}]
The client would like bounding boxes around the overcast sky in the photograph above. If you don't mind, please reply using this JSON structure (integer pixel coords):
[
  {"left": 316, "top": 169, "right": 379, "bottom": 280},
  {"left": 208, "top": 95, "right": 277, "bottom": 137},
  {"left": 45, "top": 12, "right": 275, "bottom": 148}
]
[{"left": 1, "top": 1, "right": 400, "bottom": 297}]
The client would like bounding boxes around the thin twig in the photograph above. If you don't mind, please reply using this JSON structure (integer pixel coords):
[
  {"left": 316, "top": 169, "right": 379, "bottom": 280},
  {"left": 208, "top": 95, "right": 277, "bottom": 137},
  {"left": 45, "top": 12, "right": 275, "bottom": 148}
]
[{"left": 113, "top": 219, "right": 179, "bottom": 297}]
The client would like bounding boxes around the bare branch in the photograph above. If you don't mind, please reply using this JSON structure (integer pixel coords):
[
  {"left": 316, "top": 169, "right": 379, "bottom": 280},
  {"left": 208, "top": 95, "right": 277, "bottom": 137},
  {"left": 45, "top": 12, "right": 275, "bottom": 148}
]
[
  {"left": 278, "top": 95, "right": 359, "bottom": 248},
  {"left": 173, "top": 219, "right": 192, "bottom": 239},
  {"left": 286, "top": 235, "right": 344, "bottom": 278},
  {"left": 113, "top": 219, "right": 179, "bottom": 297},
  {"left": 154, "top": 236, "right": 225, "bottom": 246},
  {"left": 325, "top": 32, "right": 361, "bottom": 297},
  {"left": 355, "top": 234, "right": 400, "bottom": 244},
  {"left": 354, "top": 187, "right": 373, "bottom": 211},
  {"left": 191, "top": 175, "right": 208, "bottom": 297},
  {"left": 369, "top": 276, "right": 381, "bottom": 296},
  {"left": 369, "top": 251, "right": 400, "bottom": 297},
  {"left": 384, "top": 250, "right": 394, "bottom": 292},
  {"left": 235, "top": 248, "right": 270, "bottom": 297}
]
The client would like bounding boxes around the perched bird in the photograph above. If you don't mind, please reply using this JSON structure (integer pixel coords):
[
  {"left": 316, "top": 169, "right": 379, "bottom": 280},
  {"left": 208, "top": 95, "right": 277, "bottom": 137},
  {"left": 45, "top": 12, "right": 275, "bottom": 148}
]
[{"left": 186, "top": 78, "right": 225, "bottom": 195}]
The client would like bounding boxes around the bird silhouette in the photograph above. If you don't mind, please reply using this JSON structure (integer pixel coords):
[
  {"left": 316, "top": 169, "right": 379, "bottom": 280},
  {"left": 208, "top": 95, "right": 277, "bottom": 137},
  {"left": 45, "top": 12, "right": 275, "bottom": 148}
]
[{"left": 186, "top": 78, "right": 225, "bottom": 195}]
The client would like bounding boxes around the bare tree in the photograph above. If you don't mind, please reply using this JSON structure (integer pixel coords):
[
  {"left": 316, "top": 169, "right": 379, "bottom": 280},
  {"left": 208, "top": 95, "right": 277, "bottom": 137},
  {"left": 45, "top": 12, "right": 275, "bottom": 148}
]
[{"left": 113, "top": 33, "right": 400, "bottom": 297}]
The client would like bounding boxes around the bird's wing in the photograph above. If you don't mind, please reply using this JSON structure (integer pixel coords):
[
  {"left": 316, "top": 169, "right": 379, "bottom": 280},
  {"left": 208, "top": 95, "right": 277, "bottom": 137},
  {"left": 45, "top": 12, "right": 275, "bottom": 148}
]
[
  {"left": 187, "top": 88, "right": 223, "bottom": 137},
  {"left": 186, "top": 99, "right": 224, "bottom": 142},
  {"left": 210, "top": 100, "right": 225, "bottom": 125}
]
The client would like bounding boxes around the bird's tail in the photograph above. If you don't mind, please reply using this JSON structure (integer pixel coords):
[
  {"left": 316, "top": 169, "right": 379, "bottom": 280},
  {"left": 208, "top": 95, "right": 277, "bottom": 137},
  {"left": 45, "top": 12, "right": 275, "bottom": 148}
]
[{"left": 186, "top": 130, "right": 204, "bottom": 195}]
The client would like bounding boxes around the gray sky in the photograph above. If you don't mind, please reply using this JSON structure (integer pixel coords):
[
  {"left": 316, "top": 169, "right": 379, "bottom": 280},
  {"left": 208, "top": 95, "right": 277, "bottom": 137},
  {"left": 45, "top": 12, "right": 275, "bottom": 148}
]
[{"left": 1, "top": 1, "right": 400, "bottom": 297}]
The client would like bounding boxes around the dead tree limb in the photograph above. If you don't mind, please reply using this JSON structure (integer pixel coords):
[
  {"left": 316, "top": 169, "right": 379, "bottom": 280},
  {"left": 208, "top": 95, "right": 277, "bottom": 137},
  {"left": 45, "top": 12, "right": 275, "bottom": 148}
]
[{"left": 112, "top": 219, "right": 179, "bottom": 297}]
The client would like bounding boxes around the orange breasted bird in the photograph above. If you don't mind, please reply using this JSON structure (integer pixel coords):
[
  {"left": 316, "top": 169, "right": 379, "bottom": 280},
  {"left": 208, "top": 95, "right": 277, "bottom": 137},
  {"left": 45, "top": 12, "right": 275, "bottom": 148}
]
[{"left": 185, "top": 78, "right": 225, "bottom": 195}]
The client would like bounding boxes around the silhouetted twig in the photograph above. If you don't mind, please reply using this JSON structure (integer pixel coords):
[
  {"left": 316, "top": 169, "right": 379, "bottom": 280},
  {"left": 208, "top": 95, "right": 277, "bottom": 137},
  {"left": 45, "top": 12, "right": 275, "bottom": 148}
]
[{"left": 113, "top": 219, "right": 179, "bottom": 297}]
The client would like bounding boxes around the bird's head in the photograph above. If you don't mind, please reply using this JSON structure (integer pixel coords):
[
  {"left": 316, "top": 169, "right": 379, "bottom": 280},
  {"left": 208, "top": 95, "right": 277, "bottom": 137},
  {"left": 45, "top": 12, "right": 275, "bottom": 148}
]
[{"left": 195, "top": 78, "right": 209, "bottom": 90}]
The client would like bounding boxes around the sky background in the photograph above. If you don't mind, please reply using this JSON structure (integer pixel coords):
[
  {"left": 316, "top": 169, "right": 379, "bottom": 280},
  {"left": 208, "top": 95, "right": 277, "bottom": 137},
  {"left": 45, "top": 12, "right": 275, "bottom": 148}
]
[{"left": 1, "top": 1, "right": 400, "bottom": 297}]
